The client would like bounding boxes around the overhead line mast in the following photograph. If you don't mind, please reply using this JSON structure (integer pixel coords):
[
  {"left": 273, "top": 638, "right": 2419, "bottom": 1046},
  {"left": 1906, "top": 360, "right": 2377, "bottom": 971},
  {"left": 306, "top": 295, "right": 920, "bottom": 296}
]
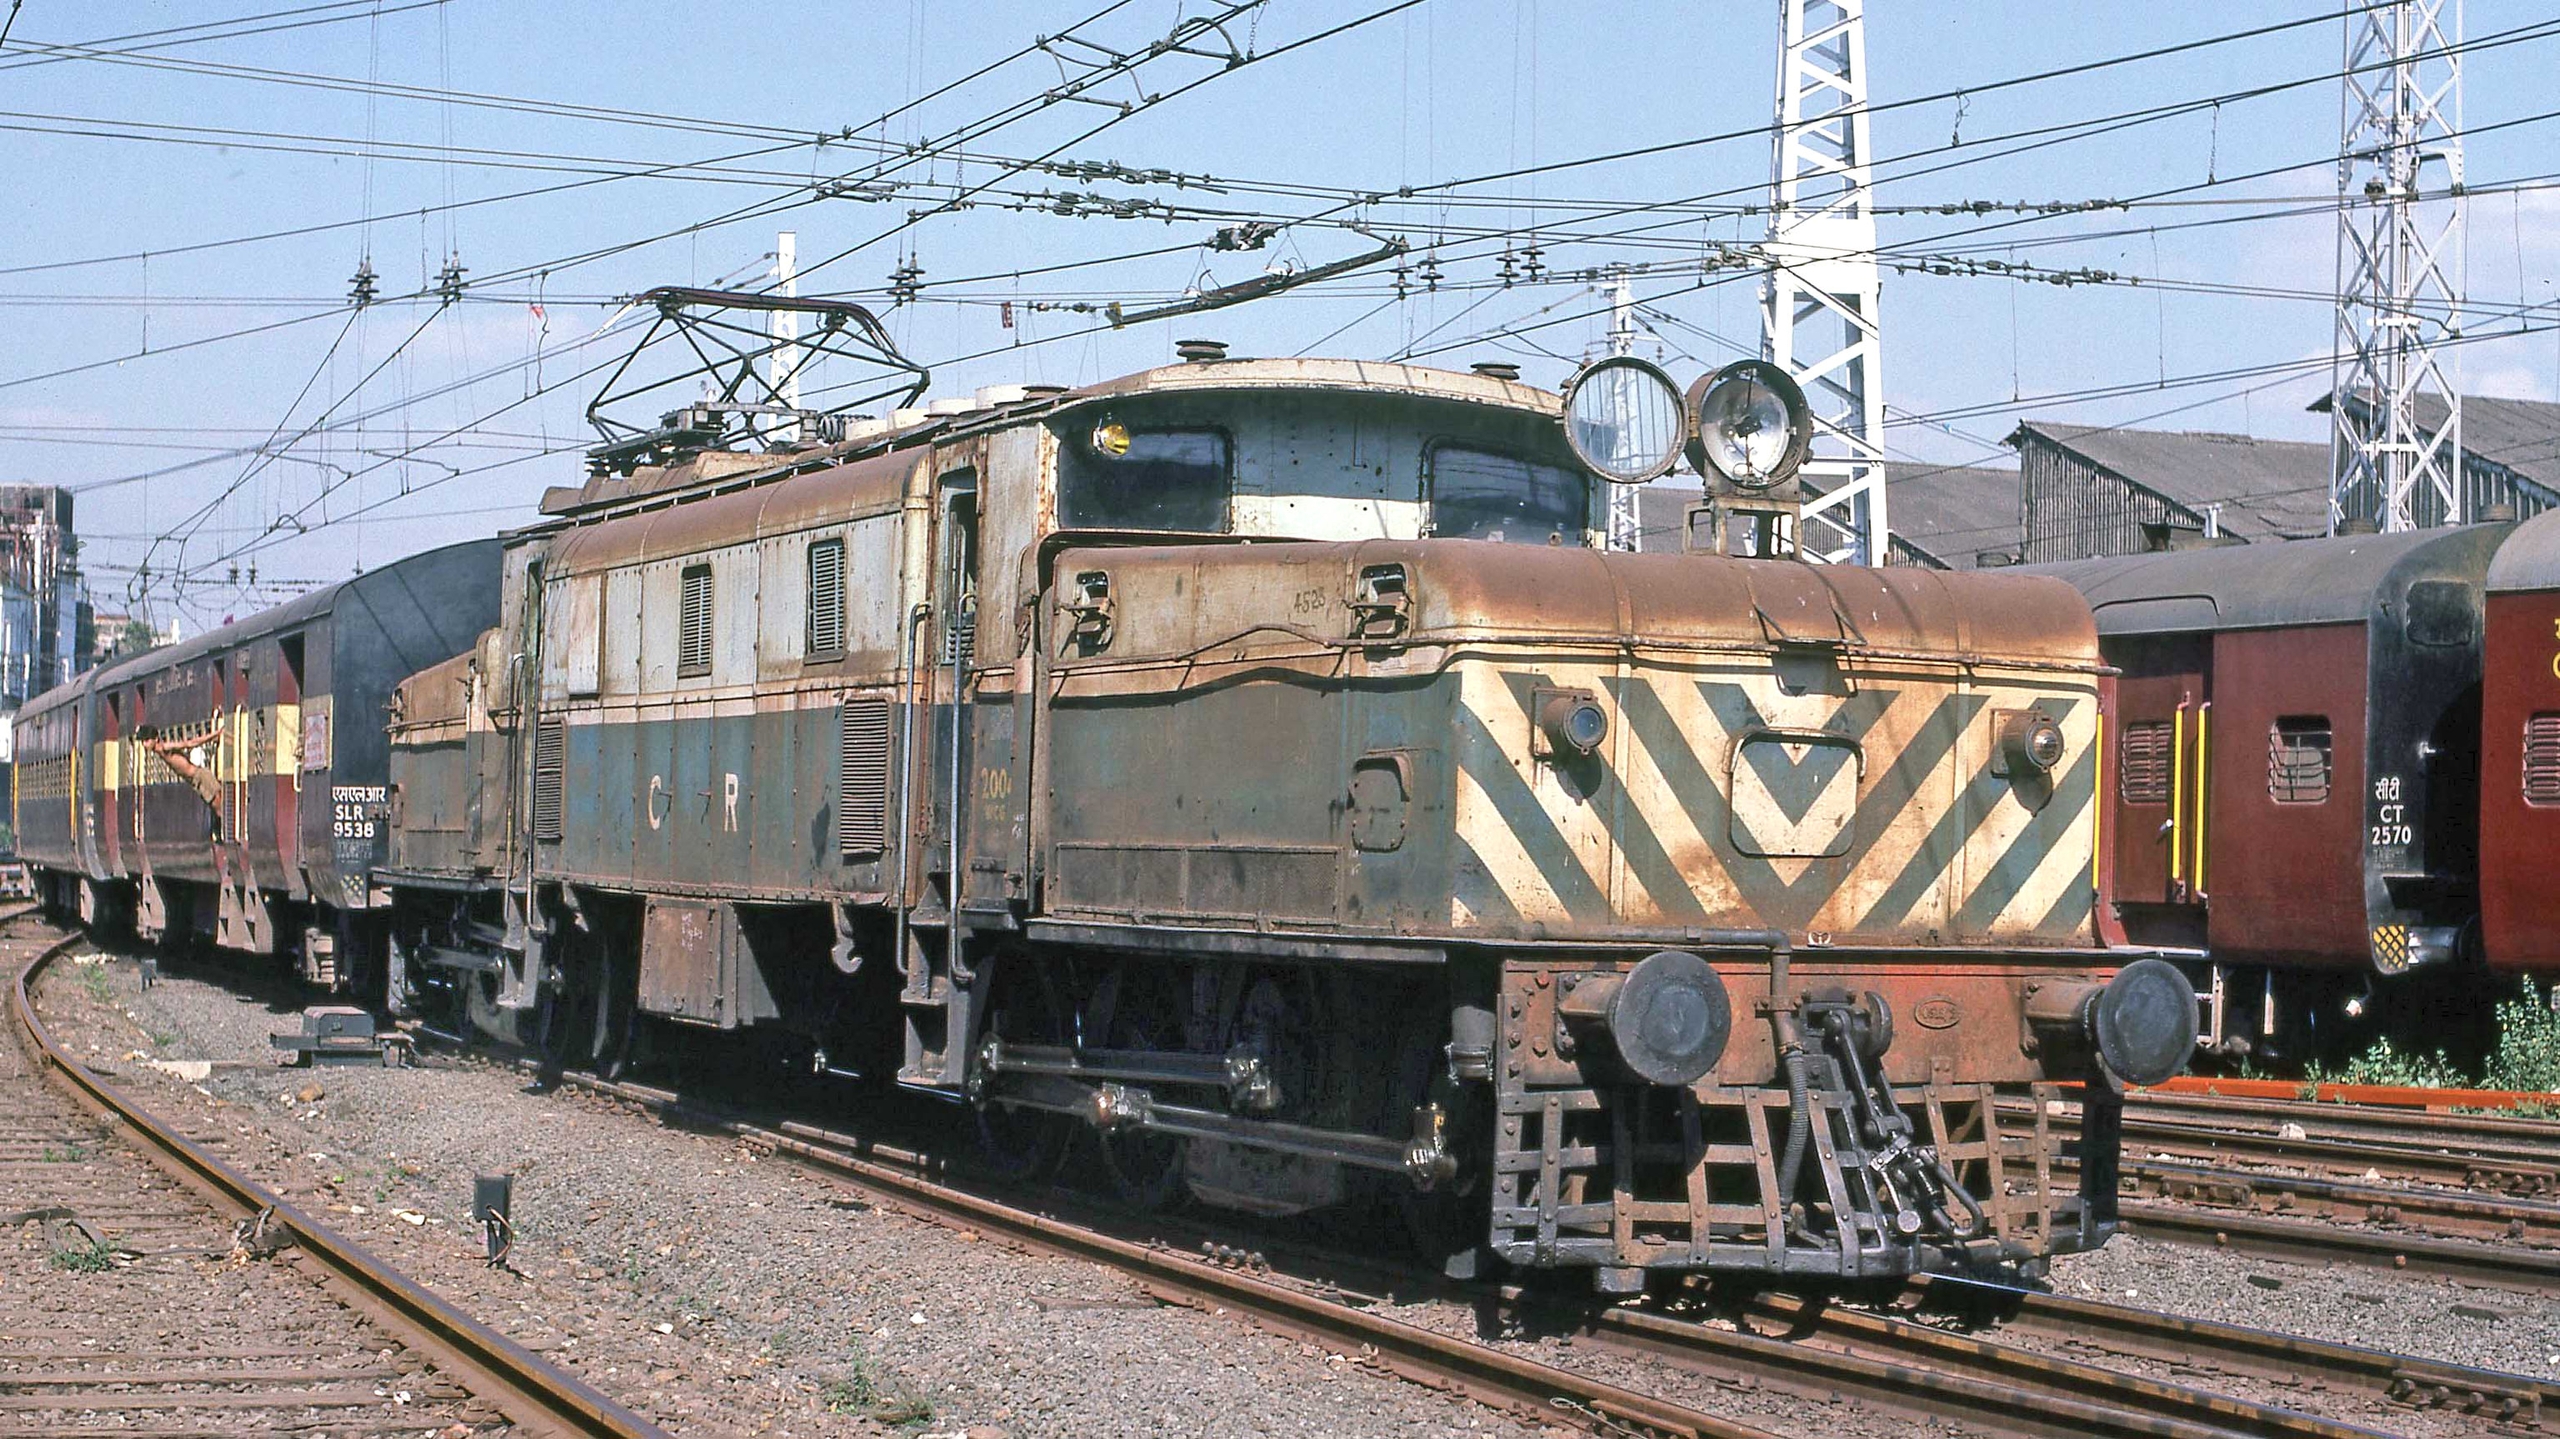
[
  {"left": 2330, "top": 0, "right": 2465, "bottom": 534},
  {"left": 1762, "top": 0, "right": 1888, "bottom": 565}
]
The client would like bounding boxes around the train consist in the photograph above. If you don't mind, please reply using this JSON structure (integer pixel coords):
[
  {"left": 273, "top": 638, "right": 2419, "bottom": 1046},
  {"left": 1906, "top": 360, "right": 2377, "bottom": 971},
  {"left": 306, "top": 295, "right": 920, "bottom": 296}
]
[
  {"left": 13, "top": 348, "right": 2196, "bottom": 1292},
  {"left": 2032, "top": 504, "right": 2560, "bottom": 1064}
]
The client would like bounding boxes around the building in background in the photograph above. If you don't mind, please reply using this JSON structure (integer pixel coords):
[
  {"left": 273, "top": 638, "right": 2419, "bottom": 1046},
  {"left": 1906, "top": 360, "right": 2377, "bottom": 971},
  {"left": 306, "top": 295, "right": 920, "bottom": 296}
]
[
  {"left": 2315, "top": 391, "right": 2560, "bottom": 527},
  {"left": 0, "top": 485, "right": 90, "bottom": 708},
  {"left": 0, "top": 485, "right": 93, "bottom": 856},
  {"left": 2009, "top": 423, "right": 2331, "bottom": 564},
  {"left": 2014, "top": 395, "right": 2560, "bottom": 565}
]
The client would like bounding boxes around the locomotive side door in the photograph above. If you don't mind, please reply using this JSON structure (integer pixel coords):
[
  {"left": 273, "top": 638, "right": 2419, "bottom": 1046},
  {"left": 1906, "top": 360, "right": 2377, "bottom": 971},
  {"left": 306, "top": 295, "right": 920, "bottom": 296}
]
[
  {"left": 2103, "top": 630, "right": 2211, "bottom": 950},
  {"left": 930, "top": 470, "right": 981, "bottom": 915}
]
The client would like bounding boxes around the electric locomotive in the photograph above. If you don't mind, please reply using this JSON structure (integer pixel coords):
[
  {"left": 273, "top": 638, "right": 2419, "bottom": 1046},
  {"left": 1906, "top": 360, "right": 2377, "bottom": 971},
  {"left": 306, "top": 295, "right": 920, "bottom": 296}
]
[{"left": 373, "top": 344, "right": 2189, "bottom": 1290}]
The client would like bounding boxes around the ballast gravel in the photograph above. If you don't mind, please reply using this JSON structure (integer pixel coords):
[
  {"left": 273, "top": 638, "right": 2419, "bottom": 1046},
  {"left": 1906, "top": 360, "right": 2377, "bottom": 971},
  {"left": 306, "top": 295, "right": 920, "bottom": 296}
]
[
  {"left": 40, "top": 952, "right": 1573, "bottom": 1439},
  {"left": 37, "top": 943, "right": 2560, "bottom": 1438}
]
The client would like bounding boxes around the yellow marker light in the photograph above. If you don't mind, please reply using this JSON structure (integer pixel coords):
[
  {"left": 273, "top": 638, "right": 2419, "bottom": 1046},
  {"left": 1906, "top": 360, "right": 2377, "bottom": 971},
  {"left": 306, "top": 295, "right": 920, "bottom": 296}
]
[{"left": 1091, "top": 419, "right": 1132, "bottom": 457}]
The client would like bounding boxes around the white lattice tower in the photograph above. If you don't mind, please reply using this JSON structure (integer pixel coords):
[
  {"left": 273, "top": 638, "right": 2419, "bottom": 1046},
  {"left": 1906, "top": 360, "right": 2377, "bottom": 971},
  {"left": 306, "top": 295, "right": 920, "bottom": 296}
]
[
  {"left": 2331, "top": 0, "right": 2465, "bottom": 533},
  {"left": 1762, "top": 0, "right": 1887, "bottom": 565},
  {"left": 1605, "top": 269, "right": 1642, "bottom": 551}
]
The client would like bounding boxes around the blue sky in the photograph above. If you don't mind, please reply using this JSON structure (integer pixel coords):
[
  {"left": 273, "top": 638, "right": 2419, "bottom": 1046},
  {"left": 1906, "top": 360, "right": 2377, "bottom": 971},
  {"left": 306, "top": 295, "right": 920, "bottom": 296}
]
[{"left": 4, "top": 1, "right": 2554, "bottom": 629}]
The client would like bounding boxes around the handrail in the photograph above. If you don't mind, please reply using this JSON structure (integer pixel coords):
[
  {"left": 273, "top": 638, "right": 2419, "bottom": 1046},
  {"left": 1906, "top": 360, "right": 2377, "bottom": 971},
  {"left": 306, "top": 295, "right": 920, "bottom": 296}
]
[
  {"left": 2168, "top": 699, "right": 2187, "bottom": 892},
  {"left": 2190, "top": 700, "right": 2211, "bottom": 900}
]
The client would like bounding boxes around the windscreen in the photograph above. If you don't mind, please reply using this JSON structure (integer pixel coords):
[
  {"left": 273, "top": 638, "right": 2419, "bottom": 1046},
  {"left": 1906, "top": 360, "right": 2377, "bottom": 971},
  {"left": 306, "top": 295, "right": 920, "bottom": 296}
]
[
  {"left": 1428, "top": 445, "right": 1591, "bottom": 544},
  {"left": 1058, "top": 424, "right": 1231, "bottom": 532}
]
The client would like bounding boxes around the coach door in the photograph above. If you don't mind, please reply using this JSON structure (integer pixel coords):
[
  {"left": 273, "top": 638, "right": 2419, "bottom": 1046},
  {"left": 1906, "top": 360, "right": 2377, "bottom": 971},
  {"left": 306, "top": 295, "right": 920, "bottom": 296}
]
[
  {"left": 2105, "top": 631, "right": 2211, "bottom": 950},
  {"left": 275, "top": 634, "right": 304, "bottom": 887},
  {"left": 99, "top": 692, "right": 122, "bottom": 874}
]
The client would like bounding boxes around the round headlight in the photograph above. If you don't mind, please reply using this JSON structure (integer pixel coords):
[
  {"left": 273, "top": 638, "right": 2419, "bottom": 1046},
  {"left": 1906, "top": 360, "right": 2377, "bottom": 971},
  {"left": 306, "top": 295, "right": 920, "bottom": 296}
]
[
  {"left": 1091, "top": 419, "right": 1132, "bottom": 457},
  {"left": 1685, "top": 360, "right": 1813, "bottom": 493},
  {"left": 2001, "top": 711, "right": 2066, "bottom": 774},
  {"left": 1540, "top": 693, "right": 1609, "bottom": 757},
  {"left": 1560, "top": 356, "right": 1687, "bottom": 484},
  {"left": 2022, "top": 715, "right": 2065, "bottom": 771}
]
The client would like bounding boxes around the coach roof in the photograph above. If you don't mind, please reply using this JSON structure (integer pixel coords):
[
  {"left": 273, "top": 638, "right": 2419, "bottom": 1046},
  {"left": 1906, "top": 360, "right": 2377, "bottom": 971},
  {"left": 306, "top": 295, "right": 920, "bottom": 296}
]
[
  {"left": 2023, "top": 524, "right": 2510, "bottom": 635},
  {"left": 2487, "top": 504, "right": 2560, "bottom": 594}
]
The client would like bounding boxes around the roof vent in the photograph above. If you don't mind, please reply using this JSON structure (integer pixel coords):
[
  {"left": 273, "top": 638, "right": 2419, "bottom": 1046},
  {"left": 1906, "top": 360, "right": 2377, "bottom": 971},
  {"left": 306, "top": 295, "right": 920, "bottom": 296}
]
[
  {"left": 2337, "top": 517, "right": 2380, "bottom": 536},
  {"left": 1471, "top": 361, "right": 1522, "bottom": 381},
  {"left": 1174, "top": 337, "right": 1228, "bottom": 363},
  {"left": 1022, "top": 383, "right": 1070, "bottom": 397},
  {"left": 974, "top": 383, "right": 1030, "bottom": 408},
  {"left": 2480, "top": 502, "right": 2519, "bottom": 524},
  {"left": 926, "top": 396, "right": 975, "bottom": 417},
  {"left": 891, "top": 407, "right": 929, "bottom": 428}
]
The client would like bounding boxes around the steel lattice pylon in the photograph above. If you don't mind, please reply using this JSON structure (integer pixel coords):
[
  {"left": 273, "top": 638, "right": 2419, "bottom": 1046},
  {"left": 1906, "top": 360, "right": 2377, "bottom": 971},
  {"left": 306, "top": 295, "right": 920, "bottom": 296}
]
[
  {"left": 1762, "top": 0, "right": 1887, "bottom": 565},
  {"left": 2331, "top": 0, "right": 2465, "bottom": 533}
]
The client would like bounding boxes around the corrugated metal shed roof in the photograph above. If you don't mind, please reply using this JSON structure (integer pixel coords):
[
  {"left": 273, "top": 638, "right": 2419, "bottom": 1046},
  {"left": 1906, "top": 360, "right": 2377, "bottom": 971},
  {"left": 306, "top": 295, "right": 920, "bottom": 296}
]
[
  {"left": 2407, "top": 392, "right": 2560, "bottom": 498},
  {"left": 1632, "top": 459, "right": 2021, "bottom": 566},
  {"left": 2009, "top": 422, "right": 2333, "bottom": 542}
]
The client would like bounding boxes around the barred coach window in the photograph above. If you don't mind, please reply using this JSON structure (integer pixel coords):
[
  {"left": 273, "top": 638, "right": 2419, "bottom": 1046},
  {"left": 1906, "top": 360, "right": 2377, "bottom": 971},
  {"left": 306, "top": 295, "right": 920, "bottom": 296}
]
[
  {"left": 1428, "top": 445, "right": 1590, "bottom": 544},
  {"left": 1059, "top": 424, "right": 1230, "bottom": 532},
  {"left": 2268, "top": 716, "right": 2332, "bottom": 804}
]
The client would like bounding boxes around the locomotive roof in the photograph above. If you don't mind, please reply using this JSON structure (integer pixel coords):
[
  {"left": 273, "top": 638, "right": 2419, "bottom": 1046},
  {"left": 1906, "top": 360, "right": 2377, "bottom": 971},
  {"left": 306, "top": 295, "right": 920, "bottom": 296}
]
[
  {"left": 2022, "top": 524, "right": 2510, "bottom": 635},
  {"left": 81, "top": 537, "right": 502, "bottom": 692},
  {"left": 2487, "top": 504, "right": 2560, "bottom": 594},
  {"left": 541, "top": 356, "right": 1557, "bottom": 524},
  {"left": 1064, "top": 538, "right": 2099, "bottom": 665}
]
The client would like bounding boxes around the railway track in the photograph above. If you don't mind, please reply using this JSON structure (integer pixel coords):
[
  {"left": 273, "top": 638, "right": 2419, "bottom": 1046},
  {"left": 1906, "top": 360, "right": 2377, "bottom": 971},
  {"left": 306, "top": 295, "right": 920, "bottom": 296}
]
[
  {"left": 2122, "top": 1093, "right": 2560, "bottom": 1195},
  {"left": 536, "top": 1064, "right": 2475, "bottom": 1438},
  {"left": 2, "top": 914, "right": 665, "bottom": 1439},
  {"left": 40, "top": 914, "right": 2549, "bottom": 1439},
  {"left": 1991, "top": 1091, "right": 2560, "bottom": 1293}
]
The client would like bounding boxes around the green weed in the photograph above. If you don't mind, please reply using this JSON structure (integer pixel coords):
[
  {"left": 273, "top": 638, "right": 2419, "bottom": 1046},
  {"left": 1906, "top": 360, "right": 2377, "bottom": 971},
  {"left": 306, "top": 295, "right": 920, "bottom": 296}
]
[
  {"left": 2305, "top": 1035, "right": 2468, "bottom": 1089},
  {"left": 2483, "top": 982, "right": 2560, "bottom": 1095},
  {"left": 820, "top": 1355, "right": 931, "bottom": 1425},
  {"left": 76, "top": 965, "right": 111, "bottom": 1004},
  {"left": 47, "top": 1238, "right": 116, "bottom": 1273},
  {"left": 2308, "top": 981, "right": 2560, "bottom": 1100},
  {"left": 40, "top": 1143, "right": 89, "bottom": 1163}
]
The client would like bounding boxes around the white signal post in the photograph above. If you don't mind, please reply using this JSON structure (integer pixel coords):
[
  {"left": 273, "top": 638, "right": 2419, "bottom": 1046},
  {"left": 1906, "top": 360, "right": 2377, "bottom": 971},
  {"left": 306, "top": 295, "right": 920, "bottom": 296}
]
[
  {"left": 772, "top": 230, "right": 802, "bottom": 446},
  {"left": 1605, "top": 271, "right": 1642, "bottom": 551},
  {"left": 1762, "top": 0, "right": 1888, "bottom": 565}
]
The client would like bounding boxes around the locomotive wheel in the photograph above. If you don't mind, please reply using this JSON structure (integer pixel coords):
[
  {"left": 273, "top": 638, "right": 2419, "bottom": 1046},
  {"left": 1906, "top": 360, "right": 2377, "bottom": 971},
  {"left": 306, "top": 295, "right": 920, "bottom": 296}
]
[
  {"left": 972, "top": 958, "right": 1072, "bottom": 1183},
  {"left": 591, "top": 935, "right": 639, "bottom": 1081},
  {"left": 1226, "top": 967, "right": 1324, "bottom": 1122},
  {"left": 1390, "top": 1006, "right": 1486, "bottom": 1264},
  {"left": 537, "top": 931, "right": 597, "bottom": 1075},
  {"left": 1094, "top": 964, "right": 1189, "bottom": 1212}
]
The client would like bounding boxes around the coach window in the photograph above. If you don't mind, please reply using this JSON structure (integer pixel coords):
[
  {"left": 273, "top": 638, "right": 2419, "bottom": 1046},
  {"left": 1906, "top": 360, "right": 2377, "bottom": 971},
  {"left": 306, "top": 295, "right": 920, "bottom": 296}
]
[
  {"left": 2268, "top": 716, "right": 2332, "bottom": 804},
  {"left": 806, "top": 537, "right": 846, "bottom": 659},
  {"left": 677, "top": 563, "right": 714, "bottom": 679},
  {"left": 1426, "top": 444, "right": 1590, "bottom": 545},
  {"left": 2525, "top": 713, "right": 2560, "bottom": 807},
  {"left": 1058, "top": 421, "right": 1230, "bottom": 532}
]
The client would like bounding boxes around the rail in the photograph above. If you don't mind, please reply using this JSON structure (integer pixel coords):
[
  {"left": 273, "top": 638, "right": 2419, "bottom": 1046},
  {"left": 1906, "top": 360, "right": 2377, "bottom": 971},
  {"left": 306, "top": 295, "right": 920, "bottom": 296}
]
[
  {"left": 549, "top": 1065, "right": 2414, "bottom": 1439},
  {"left": 7, "top": 919, "right": 668, "bottom": 1439}
]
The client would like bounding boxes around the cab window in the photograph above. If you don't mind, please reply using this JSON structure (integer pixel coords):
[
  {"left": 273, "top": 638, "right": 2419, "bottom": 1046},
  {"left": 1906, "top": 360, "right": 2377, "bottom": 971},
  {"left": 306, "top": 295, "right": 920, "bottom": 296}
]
[
  {"left": 1058, "top": 423, "right": 1230, "bottom": 532},
  {"left": 1428, "top": 445, "right": 1589, "bottom": 544}
]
